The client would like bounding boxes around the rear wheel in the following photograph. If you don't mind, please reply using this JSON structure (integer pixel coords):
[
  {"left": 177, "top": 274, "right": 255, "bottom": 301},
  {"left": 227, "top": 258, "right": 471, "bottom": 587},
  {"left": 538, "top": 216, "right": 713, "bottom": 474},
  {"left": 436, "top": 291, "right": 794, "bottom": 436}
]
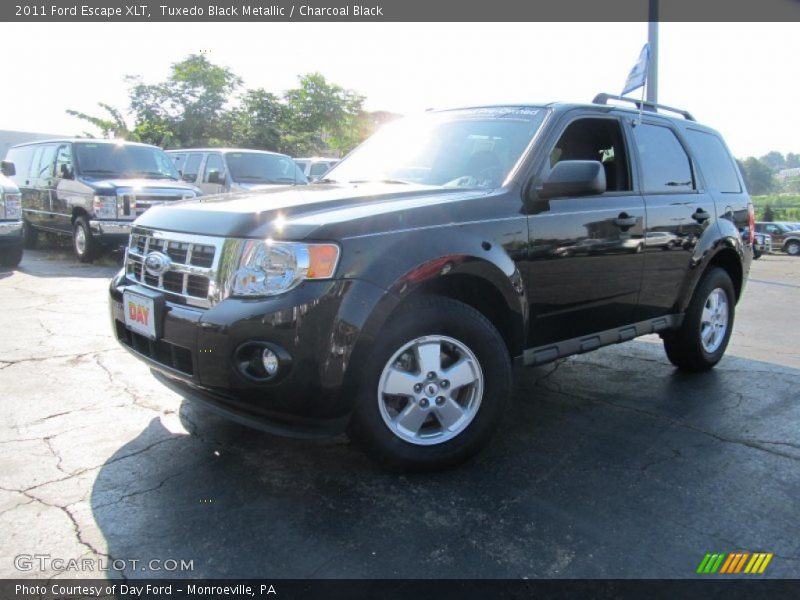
[
  {"left": 72, "top": 216, "right": 97, "bottom": 263},
  {"left": 349, "top": 296, "right": 512, "bottom": 471},
  {"left": 0, "top": 244, "right": 23, "bottom": 268},
  {"left": 663, "top": 268, "right": 735, "bottom": 372},
  {"left": 784, "top": 239, "right": 800, "bottom": 256},
  {"left": 22, "top": 219, "right": 38, "bottom": 249}
]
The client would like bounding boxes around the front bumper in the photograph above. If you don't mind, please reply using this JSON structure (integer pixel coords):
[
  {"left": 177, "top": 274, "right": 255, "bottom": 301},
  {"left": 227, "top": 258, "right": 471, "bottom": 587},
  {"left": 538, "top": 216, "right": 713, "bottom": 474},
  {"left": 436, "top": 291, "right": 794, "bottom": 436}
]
[
  {"left": 0, "top": 220, "right": 23, "bottom": 247},
  {"left": 109, "top": 271, "right": 388, "bottom": 436},
  {"left": 89, "top": 220, "right": 132, "bottom": 245}
]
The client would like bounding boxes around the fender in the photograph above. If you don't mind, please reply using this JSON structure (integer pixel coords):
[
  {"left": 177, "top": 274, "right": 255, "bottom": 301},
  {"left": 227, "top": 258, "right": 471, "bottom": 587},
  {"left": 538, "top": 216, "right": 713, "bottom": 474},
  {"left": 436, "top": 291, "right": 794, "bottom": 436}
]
[
  {"left": 335, "top": 225, "right": 528, "bottom": 390},
  {"left": 675, "top": 218, "right": 746, "bottom": 313}
]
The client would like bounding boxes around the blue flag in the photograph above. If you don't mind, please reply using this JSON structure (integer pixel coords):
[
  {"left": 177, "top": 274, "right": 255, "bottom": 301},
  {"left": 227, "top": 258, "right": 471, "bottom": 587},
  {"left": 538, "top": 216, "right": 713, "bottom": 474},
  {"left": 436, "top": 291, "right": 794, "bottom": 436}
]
[{"left": 622, "top": 43, "right": 650, "bottom": 96}]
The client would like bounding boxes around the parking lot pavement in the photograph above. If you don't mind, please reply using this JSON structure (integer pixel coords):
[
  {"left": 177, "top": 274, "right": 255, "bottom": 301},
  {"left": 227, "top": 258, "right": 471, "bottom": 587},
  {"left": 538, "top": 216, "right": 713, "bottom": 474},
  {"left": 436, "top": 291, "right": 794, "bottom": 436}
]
[{"left": 1, "top": 247, "right": 799, "bottom": 580}]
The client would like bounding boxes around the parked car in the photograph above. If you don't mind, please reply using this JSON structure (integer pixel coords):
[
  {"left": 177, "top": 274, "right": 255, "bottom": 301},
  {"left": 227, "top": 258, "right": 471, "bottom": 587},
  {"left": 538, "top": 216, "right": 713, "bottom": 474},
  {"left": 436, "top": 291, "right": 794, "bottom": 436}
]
[
  {"left": 293, "top": 157, "right": 340, "bottom": 181},
  {"left": 754, "top": 221, "right": 800, "bottom": 256},
  {"left": 0, "top": 164, "right": 23, "bottom": 267},
  {"left": 645, "top": 231, "right": 679, "bottom": 249},
  {"left": 743, "top": 229, "right": 771, "bottom": 259},
  {"left": 110, "top": 94, "right": 753, "bottom": 470},
  {"left": 167, "top": 149, "right": 307, "bottom": 195},
  {"left": 4, "top": 139, "right": 201, "bottom": 262}
]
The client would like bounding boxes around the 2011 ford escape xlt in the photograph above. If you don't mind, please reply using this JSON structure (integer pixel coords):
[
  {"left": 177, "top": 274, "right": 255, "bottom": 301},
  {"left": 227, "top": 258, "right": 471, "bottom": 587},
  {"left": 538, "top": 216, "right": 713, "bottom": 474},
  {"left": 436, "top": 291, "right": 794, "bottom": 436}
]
[{"left": 109, "top": 95, "right": 753, "bottom": 470}]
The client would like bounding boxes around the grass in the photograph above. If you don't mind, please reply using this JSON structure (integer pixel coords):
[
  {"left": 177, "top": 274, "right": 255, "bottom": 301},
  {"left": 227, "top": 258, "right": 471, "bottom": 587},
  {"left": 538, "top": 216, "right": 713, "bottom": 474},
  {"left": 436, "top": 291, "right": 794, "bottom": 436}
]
[{"left": 752, "top": 195, "right": 800, "bottom": 221}]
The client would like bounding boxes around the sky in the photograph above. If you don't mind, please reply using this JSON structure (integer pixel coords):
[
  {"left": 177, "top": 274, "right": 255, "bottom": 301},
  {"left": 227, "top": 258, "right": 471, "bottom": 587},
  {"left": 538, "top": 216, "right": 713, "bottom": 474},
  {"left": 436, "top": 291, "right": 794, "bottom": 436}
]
[{"left": 1, "top": 22, "right": 797, "bottom": 158}]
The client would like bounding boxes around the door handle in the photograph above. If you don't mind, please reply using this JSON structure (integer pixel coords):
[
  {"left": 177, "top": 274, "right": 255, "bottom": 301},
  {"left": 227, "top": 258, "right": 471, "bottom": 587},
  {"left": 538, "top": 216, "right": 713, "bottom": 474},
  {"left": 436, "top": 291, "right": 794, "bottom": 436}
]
[
  {"left": 692, "top": 208, "right": 711, "bottom": 223},
  {"left": 613, "top": 213, "right": 637, "bottom": 228}
]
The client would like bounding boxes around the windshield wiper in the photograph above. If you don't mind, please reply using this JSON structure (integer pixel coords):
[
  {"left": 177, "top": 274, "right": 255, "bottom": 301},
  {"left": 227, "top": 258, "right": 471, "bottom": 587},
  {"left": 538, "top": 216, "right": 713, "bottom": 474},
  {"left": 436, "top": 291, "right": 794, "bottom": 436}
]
[{"left": 313, "top": 178, "right": 339, "bottom": 184}]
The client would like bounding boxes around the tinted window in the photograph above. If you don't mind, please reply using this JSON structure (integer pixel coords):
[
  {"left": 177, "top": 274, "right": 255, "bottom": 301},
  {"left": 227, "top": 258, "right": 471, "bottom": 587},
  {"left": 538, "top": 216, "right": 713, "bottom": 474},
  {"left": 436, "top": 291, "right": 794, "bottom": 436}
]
[
  {"left": 182, "top": 153, "right": 203, "bottom": 183},
  {"left": 55, "top": 144, "right": 73, "bottom": 178},
  {"left": 550, "top": 117, "right": 631, "bottom": 192},
  {"left": 686, "top": 129, "right": 741, "bottom": 193},
  {"left": 36, "top": 145, "right": 58, "bottom": 182},
  {"left": 309, "top": 162, "right": 330, "bottom": 178},
  {"left": 633, "top": 124, "right": 694, "bottom": 192},
  {"left": 203, "top": 154, "right": 225, "bottom": 183},
  {"left": 226, "top": 152, "right": 306, "bottom": 184}
]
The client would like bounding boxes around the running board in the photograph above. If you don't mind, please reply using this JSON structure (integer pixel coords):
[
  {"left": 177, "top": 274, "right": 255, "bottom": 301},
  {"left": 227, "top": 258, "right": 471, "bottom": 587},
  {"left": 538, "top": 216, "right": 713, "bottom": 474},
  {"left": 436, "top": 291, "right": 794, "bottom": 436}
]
[{"left": 520, "top": 314, "right": 684, "bottom": 367}]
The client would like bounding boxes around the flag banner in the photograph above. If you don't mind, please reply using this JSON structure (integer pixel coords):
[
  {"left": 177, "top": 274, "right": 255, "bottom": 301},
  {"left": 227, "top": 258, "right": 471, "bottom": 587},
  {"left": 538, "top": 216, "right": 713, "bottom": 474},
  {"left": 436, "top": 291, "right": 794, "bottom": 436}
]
[{"left": 622, "top": 43, "right": 651, "bottom": 95}]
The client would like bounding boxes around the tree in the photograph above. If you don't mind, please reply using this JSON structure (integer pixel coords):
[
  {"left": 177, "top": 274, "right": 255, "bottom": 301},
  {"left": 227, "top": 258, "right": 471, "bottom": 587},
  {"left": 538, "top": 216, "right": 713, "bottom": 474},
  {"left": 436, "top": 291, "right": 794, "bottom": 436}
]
[
  {"left": 128, "top": 54, "right": 242, "bottom": 148},
  {"left": 282, "top": 73, "right": 365, "bottom": 155},
  {"left": 229, "top": 89, "right": 286, "bottom": 151},
  {"left": 738, "top": 157, "right": 776, "bottom": 195},
  {"left": 759, "top": 151, "right": 786, "bottom": 171},
  {"left": 66, "top": 102, "right": 137, "bottom": 140},
  {"left": 763, "top": 203, "right": 775, "bottom": 221},
  {"left": 786, "top": 153, "right": 800, "bottom": 169}
]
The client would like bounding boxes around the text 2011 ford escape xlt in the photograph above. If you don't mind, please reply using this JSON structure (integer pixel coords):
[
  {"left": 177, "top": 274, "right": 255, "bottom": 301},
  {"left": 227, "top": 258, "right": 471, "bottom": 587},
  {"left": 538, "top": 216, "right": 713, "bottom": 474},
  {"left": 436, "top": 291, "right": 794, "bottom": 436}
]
[{"left": 110, "top": 96, "right": 753, "bottom": 470}]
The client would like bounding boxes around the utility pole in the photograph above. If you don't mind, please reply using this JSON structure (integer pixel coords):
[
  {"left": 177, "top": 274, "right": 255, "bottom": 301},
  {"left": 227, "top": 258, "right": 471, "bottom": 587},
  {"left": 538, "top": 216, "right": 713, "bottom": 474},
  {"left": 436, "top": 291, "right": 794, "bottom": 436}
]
[{"left": 647, "top": 0, "right": 659, "bottom": 103}]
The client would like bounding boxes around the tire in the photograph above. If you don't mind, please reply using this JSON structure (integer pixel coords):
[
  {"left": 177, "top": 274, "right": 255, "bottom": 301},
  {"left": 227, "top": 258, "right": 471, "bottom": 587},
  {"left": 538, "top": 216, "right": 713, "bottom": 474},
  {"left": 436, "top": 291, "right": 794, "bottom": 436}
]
[
  {"left": 22, "top": 219, "right": 38, "bottom": 249},
  {"left": 72, "top": 216, "right": 97, "bottom": 263},
  {"left": 753, "top": 248, "right": 762, "bottom": 260},
  {"left": 784, "top": 239, "right": 800, "bottom": 256},
  {"left": 0, "top": 244, "right": 23, "bottom": 268},
  {"left": 662, "top": 268, "right": 735, "bottom": 372},
  {"left": 348, "top": 295, "right": 512, "bottom": 471}
]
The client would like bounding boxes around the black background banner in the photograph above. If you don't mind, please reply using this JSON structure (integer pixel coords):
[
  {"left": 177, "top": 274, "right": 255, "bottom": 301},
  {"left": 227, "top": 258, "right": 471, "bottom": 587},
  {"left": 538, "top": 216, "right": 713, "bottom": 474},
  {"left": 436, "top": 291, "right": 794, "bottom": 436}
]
[
  {"left": 3, "top": 579, "right": 800, "bottom": 600},
  {"left": 3, "top": 0, "right": 800, "bottom": 22}
]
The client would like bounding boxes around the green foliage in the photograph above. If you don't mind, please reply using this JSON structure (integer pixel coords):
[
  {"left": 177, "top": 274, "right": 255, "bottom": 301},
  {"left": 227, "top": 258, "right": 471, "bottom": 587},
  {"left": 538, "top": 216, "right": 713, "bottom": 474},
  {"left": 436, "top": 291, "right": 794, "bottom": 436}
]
[
  {"left": 752, "top": 194, "right": 800, "bottom": 221},
  {"left": 737, "top": 157, "right": 776, "bottom": 195},
  {"left": 66, "top": 55, "right": 377, "bottom": 157}
]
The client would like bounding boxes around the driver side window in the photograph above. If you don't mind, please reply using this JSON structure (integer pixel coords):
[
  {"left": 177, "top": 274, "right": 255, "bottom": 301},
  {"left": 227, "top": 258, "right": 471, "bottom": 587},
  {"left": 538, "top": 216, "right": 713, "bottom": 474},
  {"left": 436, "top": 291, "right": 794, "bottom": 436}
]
[
  {"left": 203, "top": 154, "right": 225, "bottom": 183},
  {"left": 549, "top": 117, "right": 632, "bottom": 192}
]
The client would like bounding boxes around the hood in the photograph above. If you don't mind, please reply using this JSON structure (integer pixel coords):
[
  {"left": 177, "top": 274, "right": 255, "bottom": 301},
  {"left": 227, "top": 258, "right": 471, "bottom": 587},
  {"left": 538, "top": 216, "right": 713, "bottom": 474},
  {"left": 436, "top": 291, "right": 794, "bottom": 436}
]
[
  {"left": 80, "top": 177, "right": 200, "bottom": 194},
  {"left": 134, "top": 182, "right": 491, "bottom": 240}
]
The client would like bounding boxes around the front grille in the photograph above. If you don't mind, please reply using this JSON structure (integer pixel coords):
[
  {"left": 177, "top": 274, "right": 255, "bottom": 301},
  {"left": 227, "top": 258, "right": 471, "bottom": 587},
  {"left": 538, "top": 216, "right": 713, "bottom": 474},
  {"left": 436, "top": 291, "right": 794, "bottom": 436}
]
[
  {"left": 125, "top": 228, "right": 225, "bottom": 308},
  {"left": 115, "top": 321, "right": 194, "bottom": 375},
  {"left": 117, "top": 189, "right": 191, "bottom": 218}
]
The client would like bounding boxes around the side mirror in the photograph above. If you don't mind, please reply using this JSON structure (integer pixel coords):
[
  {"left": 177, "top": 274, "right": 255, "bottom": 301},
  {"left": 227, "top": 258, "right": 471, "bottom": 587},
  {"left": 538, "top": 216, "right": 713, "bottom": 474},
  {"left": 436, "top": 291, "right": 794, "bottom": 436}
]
[
  {"left": 60, "top": 163, "right": 74, "bottom": 179},
  {"left": 540, "top": 160, "right": 606, "bottom": 199},
  {"left": 1, "top": 161, "right": 15, "bottom": 177},
  {"left": 207, "top": 170, "right": 224, "bottom": 185}
]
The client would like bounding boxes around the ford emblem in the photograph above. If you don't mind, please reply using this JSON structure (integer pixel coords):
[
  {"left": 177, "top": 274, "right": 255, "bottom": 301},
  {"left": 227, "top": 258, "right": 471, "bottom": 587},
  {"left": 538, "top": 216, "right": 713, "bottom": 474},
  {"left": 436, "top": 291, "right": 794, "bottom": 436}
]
[{"left": 144, "top": 251, "right": 172, "bottom": 277}]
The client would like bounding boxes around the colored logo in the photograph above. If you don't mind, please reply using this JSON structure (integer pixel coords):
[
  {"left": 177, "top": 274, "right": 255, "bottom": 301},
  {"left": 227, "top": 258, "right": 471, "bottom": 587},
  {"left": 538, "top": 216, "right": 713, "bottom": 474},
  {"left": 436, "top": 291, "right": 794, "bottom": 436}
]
[
  {"left": 144, "top": 251, "right": 171, "bottom": 277},
  {"left": 696, "top": 552, "right": 773, "bottom": 575}
]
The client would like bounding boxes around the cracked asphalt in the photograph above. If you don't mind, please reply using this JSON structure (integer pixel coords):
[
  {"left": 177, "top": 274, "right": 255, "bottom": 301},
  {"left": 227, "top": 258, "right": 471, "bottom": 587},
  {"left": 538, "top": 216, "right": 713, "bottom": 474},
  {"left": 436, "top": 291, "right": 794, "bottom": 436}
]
[{"left": 1, "top": 244, "right": 799, "bottom": 580}]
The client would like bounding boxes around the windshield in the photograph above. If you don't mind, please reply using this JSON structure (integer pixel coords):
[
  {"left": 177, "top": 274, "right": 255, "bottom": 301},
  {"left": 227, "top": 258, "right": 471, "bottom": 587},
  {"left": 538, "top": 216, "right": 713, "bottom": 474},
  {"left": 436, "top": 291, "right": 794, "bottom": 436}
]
[
  {"left": 323, "top": 107, "right": 546, "bottom": 189},
  {"left": 226, "top": 152, "right": 307, "bottom": 184},
  {"left": 75, "top": 143, "right": 179, "bottom": 180}
]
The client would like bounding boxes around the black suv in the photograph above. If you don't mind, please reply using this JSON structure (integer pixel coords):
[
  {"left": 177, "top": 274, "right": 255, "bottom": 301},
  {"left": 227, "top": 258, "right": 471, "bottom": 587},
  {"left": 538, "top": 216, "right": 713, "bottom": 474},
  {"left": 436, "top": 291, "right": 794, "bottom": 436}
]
[{"left": 109, "top": 95, "right": 753, "bottom": 470}]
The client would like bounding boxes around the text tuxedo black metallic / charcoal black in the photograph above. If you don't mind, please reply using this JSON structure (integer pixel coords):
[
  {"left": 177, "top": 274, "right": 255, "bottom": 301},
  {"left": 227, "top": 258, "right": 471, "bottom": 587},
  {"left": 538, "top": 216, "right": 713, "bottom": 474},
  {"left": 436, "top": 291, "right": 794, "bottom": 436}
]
[{"left": 109, "top": 98, "right": 753, "bottom": 470}]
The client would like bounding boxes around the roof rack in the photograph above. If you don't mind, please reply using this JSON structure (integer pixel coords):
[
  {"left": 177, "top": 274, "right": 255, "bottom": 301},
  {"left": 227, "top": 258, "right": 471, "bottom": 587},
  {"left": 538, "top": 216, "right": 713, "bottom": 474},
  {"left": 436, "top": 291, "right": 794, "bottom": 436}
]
[{"left": 592, "top": 93, "right": 695, "bottom": 121}]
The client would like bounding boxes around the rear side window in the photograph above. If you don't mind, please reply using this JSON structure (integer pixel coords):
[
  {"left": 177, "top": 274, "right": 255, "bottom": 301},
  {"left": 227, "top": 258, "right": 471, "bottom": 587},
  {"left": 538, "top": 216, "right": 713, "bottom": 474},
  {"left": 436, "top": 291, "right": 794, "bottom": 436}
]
[
  {"left": 36, "top": 144, "right": 58, "bottom": 181},
  {"left": 685, "top": 129, "right": 741, "bottom": 193},
  {"left": 182, "top": 153, "right": 203, "bottom": 183},
  {"left": 309, "top": 162, "right": 329, "bottom": 178},
  {"left": 203, "top": 154, "right": 225, "bottom": 182},
  {"left": 5, "top": 145, "right": 36, "bottom": 183},
  {"left": 633, "top": 123, "right": 694, "bottom": 192}
]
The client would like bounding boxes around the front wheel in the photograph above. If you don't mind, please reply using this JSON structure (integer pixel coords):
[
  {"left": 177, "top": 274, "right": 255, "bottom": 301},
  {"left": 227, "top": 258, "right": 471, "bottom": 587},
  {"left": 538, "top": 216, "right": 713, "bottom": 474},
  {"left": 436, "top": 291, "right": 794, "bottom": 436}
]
[
  {"left": 663, "top": 268, "right": 735, "bottom": 372},
  {"left": 348, "top": 296, "right": 512, "bottom": 471},
  {"left": 0, "top": 244, "right": 23, "bottom": 268},
  {"left": 784, "top": 239, "right": 800, "bottom": 256},
  {"left": 72, "top": 216, "right": 97, "bottom": 263}
]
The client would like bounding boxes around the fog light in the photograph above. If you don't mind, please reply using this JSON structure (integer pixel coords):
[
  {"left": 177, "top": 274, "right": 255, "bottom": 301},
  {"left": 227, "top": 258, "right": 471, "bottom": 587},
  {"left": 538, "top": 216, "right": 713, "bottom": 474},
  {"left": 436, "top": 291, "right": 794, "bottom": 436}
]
[{"left": 262, "top": 349, "right": 279, "bottom": 376}]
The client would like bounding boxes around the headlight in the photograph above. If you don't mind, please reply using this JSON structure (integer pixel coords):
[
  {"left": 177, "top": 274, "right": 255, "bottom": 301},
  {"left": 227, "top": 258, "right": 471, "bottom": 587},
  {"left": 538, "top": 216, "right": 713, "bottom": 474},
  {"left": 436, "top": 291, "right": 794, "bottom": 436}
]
[
  {"left": 93, "top": 195, "right": 117, "bottom": 219},
  {"left": 4, "top": 193, "right": 21, "bottom": 219},
  {"left": 227, "top": 240, "right": 340, "bottom": 297}
]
